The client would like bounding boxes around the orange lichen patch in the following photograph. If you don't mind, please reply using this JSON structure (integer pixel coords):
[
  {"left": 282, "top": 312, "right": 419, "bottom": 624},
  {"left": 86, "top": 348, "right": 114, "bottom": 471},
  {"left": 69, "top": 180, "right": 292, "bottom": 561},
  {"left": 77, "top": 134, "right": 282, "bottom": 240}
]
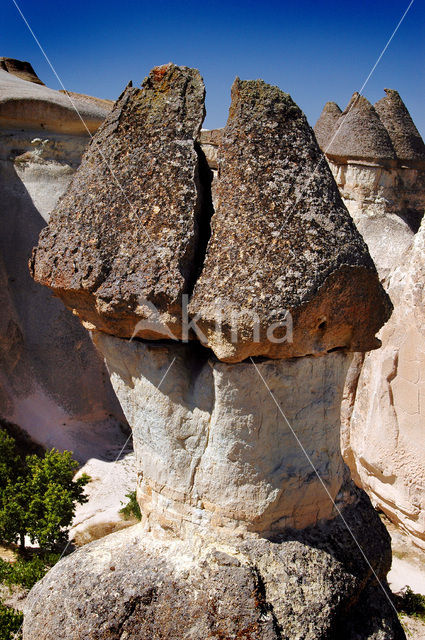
[{"left": 152, "top": 64, "right": 172, "bottom": 83}]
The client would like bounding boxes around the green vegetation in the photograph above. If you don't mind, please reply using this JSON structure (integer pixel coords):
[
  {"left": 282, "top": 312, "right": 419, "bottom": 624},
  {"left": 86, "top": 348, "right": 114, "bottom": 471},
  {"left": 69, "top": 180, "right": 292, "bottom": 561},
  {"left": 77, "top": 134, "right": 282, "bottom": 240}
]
[
  {"left": 0, "top": 601, "right": 23, "bottom": 640},
  {"left": 0, "top": 428, "right": 90, "bottom": 550},
  {"left": 0, "top": 553, "right": 60, "bottom": 590},
  {"left": 396, "top": 586, "right": 425, "bottom": 621},
  {"left": 119, "top": 490, "right": 142, "bottom": 521}
]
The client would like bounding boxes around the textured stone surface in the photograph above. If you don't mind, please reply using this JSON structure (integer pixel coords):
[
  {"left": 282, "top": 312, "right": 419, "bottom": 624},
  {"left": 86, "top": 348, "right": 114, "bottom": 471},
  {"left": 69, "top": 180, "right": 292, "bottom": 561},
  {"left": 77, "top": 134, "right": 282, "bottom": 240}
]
[
  {"left": 23, "top": 491, "right": 405, "bottom": 640},
  {"left": 93, "top": 334, "right": 352, "bottom": 535},
  {"left": 31, "top": 63, "right": 207, "bottom": 341},
  {"left": 315, "top": 89, "right": 425, "bottom": 282},
  {"left": 374, "top": 89, "right": 425, "bottom": 164},
  {"left": 189, "top": 79, "right": 391, "bottom": 362},
  {"left": 313, "top": 101, "right": 341, "bottom": 150},
  {"left": 343, "top": 215, "right": 425, "bottom": 548},
  {"left": 324, "top": 93, "right": 396, "bottom": 163}
]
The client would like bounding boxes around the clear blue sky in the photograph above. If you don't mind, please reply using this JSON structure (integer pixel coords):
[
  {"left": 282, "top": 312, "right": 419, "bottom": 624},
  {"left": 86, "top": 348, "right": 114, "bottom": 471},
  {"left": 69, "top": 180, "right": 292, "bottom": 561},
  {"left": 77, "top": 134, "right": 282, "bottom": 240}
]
[{"left": 2, "top": 0, "right": 424, "bottom": 136}]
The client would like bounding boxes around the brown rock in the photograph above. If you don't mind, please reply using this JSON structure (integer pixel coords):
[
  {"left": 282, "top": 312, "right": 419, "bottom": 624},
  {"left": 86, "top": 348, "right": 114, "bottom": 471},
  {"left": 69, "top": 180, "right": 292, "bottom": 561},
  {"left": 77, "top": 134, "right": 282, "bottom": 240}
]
[
  {"left": 189, "top": 79, "right": 392, "bottom": 362},
  {"left": 30, "top": 63, "right": 206, "bottom": 340},
  {"left": 0, "top": 57, "right": 44, "bottom": 84},
  {"left": 313, "top": 101, "right": 341, "bottom": 149},
  {"left": 325, "top": 92, "right": 396, "bottom": 163},
  {"left": 375, "top": 88, "right": 425, "bottom": 164}
]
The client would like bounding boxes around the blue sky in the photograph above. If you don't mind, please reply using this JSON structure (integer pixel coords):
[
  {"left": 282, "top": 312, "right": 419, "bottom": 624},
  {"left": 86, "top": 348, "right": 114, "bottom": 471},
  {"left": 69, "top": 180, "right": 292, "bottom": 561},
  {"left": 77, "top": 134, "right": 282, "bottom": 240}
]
[{"left": 2, "top": 0, "right": 424, "bottom": 136}]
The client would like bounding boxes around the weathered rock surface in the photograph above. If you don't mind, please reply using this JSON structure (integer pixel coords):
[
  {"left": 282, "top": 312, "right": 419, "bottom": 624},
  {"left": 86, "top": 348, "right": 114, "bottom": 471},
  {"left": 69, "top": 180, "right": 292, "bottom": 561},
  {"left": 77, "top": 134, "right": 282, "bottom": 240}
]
[
  {"left": 343, "top": 215, "right": 425, "bottom": 548},
  {"left": 31, "top": 63, "right": 207, "bottom": 341},
  {"left": 70, "top": 452, "right": 137, "bottom": 545},
  {"left": 315, "top": 90, "right": 425, "bottom": 283},
  {"left": 374, "top": 89, "right": 425, "bottom": 164},
  {"left": 0, "top": 67, "right": 110, "bottom": 134},
  {"left": 25, "top": 68, "right": 402, "bottom": 638},
  {"left": 0, "top": 57, "right": 44, "bottom": 84},
  {"left": 322, "top": 93, "right": 396, "bottom": 164},
  {"left": 0, "top": 63, "right": 134, "bottom": 542},
  {"left": 316, "top": 89, "right": 425, "bottom": 549},
  {"left": 189, "top": 79, "right": 391, "bottom": 361},
  {"left": 94, "top": 335, "right": 352, "bottom": 534},
  {"left": 23, "top": 493, "right": 404, "bottom": 640},
  {"left": 313, "top": 100, "right": 341, "bottom": 150}
]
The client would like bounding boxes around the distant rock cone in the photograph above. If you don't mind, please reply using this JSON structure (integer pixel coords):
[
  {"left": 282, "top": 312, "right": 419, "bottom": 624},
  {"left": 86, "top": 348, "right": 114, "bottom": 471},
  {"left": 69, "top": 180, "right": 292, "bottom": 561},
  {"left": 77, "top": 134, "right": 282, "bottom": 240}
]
[
  {"left": 30, "top": 63, "right": 207, "bottom": 341},
  {"left": 0, "top": 57, "right": 44, "bottom": 84},
  {"left": 375, "top": 88, "right": 425, "bottom": 164},
  {"left": 313, "top": 100, "right": 341, "bottom": 150},
  {"left": 324, "top": 92, "right": 396, "bottom": 163},
  {"left": 189, "top": 79, "right": 392, "bottom": 361}
]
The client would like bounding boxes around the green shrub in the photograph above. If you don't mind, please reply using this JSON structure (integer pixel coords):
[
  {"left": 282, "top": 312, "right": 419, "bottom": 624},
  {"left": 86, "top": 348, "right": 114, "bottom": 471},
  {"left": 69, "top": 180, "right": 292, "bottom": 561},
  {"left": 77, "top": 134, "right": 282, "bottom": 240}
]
[
  {"left": 119, "top": 491, "right": 141, "bottom": 521},
  {"left": 0, "top": 553, "right": 60, "bottom": 590},
  {"left": 395, "top": 586, "right": 425, "bottom": 621},
  {"left": 0, "top": 601, "right": 23, "bottom": 640},
  {"left": 0, "top": 429, "right": 90, "bottom": 550}
]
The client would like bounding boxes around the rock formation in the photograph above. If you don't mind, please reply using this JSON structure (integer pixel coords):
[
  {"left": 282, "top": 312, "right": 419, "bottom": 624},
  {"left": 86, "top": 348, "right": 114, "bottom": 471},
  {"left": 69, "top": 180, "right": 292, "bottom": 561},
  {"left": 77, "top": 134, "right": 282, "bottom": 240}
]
[
  {"left": 189, "top": 79, "right": 391, "bottom": 362},
  {"left": 31, "top": 63, "right": 207, "bottom": 341},
  {"left": 315, "top": 90, "right": 425, "bottom": 549},
  {"left": 32, "top": 72, "right": 391, "bottom": 362},
  {"left": 23, "top": 65, "right": 404, "bottom": 639},
  {"left": 0, "top": 57, "right": 45, "bottom": 85},
  {"left": 314, "top": 90, "right": 425, "bottom": 283},
  {"left": 0, "top": 61, "right": 136, "bottom": 542}
]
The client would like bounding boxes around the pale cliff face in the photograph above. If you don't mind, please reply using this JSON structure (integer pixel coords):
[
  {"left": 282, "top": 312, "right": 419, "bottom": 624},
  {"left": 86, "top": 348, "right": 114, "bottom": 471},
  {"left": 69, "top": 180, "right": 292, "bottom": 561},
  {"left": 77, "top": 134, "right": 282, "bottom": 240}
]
[{"left": 315, "top": 90, "right": 425, "bottom": 549}]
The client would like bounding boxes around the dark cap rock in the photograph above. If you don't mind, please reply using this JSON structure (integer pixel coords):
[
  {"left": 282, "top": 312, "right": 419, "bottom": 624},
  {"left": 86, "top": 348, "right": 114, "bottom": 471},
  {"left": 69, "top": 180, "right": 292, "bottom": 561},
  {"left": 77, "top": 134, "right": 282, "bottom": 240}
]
[
  {"left": 189, "top": 79, "right": 392, "bottom": 362},
  {"left": 374, "top": 88, "right": 425, "bottom": 164},
  {"left": 313, "top": 101, "right": 342, "bottom": 150},
  {"left": 0, "top": 57, "right": 44, "bottom": 85},
  {"left": 325, "top": 92, "right": 396, "bottom": 163},
  {"left": 30, "top": 63, "right": 206, "bottom": 340}
]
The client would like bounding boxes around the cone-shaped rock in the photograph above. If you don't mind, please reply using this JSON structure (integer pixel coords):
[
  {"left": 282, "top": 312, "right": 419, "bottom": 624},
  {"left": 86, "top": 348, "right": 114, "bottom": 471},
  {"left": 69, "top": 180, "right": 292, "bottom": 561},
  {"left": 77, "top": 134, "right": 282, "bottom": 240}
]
[
  {"left": 325, "top": 92, "right": 396, "bottom": 162},
  {"left": 375, "top": 88, "right": 425, "bottom": 164},
  {"left": 30, "top": 63, "right": 206, "bottom": 340},
  {"left": 189, "top": 79, "right": 392, "bottom": 362},
  {"left": 313, "top": 101, "right": 341, "bottom": 149}
]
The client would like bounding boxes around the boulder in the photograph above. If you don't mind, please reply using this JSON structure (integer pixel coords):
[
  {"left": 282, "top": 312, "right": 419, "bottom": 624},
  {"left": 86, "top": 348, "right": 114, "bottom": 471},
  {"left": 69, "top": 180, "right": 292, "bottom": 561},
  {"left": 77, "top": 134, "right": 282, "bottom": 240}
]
[
  {"left": 23, "top": 495, "right": 404, "bottom": 640},
  {"left": 189, "top": 79, "right": 391, "bottom": 362},
  {"left": 30, "top": 63, "right": 207, "bottom": 341}
]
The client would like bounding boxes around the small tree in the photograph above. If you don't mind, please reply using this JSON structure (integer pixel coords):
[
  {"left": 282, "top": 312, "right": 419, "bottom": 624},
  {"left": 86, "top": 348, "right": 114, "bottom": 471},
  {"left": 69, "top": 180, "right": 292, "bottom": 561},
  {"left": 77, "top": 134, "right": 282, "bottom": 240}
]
[{"left": 0, "top": 429, "right": 90, "bottom": 550}]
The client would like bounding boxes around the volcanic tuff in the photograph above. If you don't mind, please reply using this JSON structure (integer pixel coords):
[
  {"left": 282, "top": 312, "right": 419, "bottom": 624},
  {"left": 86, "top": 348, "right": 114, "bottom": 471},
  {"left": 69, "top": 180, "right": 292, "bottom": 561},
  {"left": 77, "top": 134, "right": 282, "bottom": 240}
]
[
  {"left": 189, "top": 78, "right": 392, "bottom": 361},
  {"left": 30, "top": 63, "right": 206, "bottom": 341}
]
